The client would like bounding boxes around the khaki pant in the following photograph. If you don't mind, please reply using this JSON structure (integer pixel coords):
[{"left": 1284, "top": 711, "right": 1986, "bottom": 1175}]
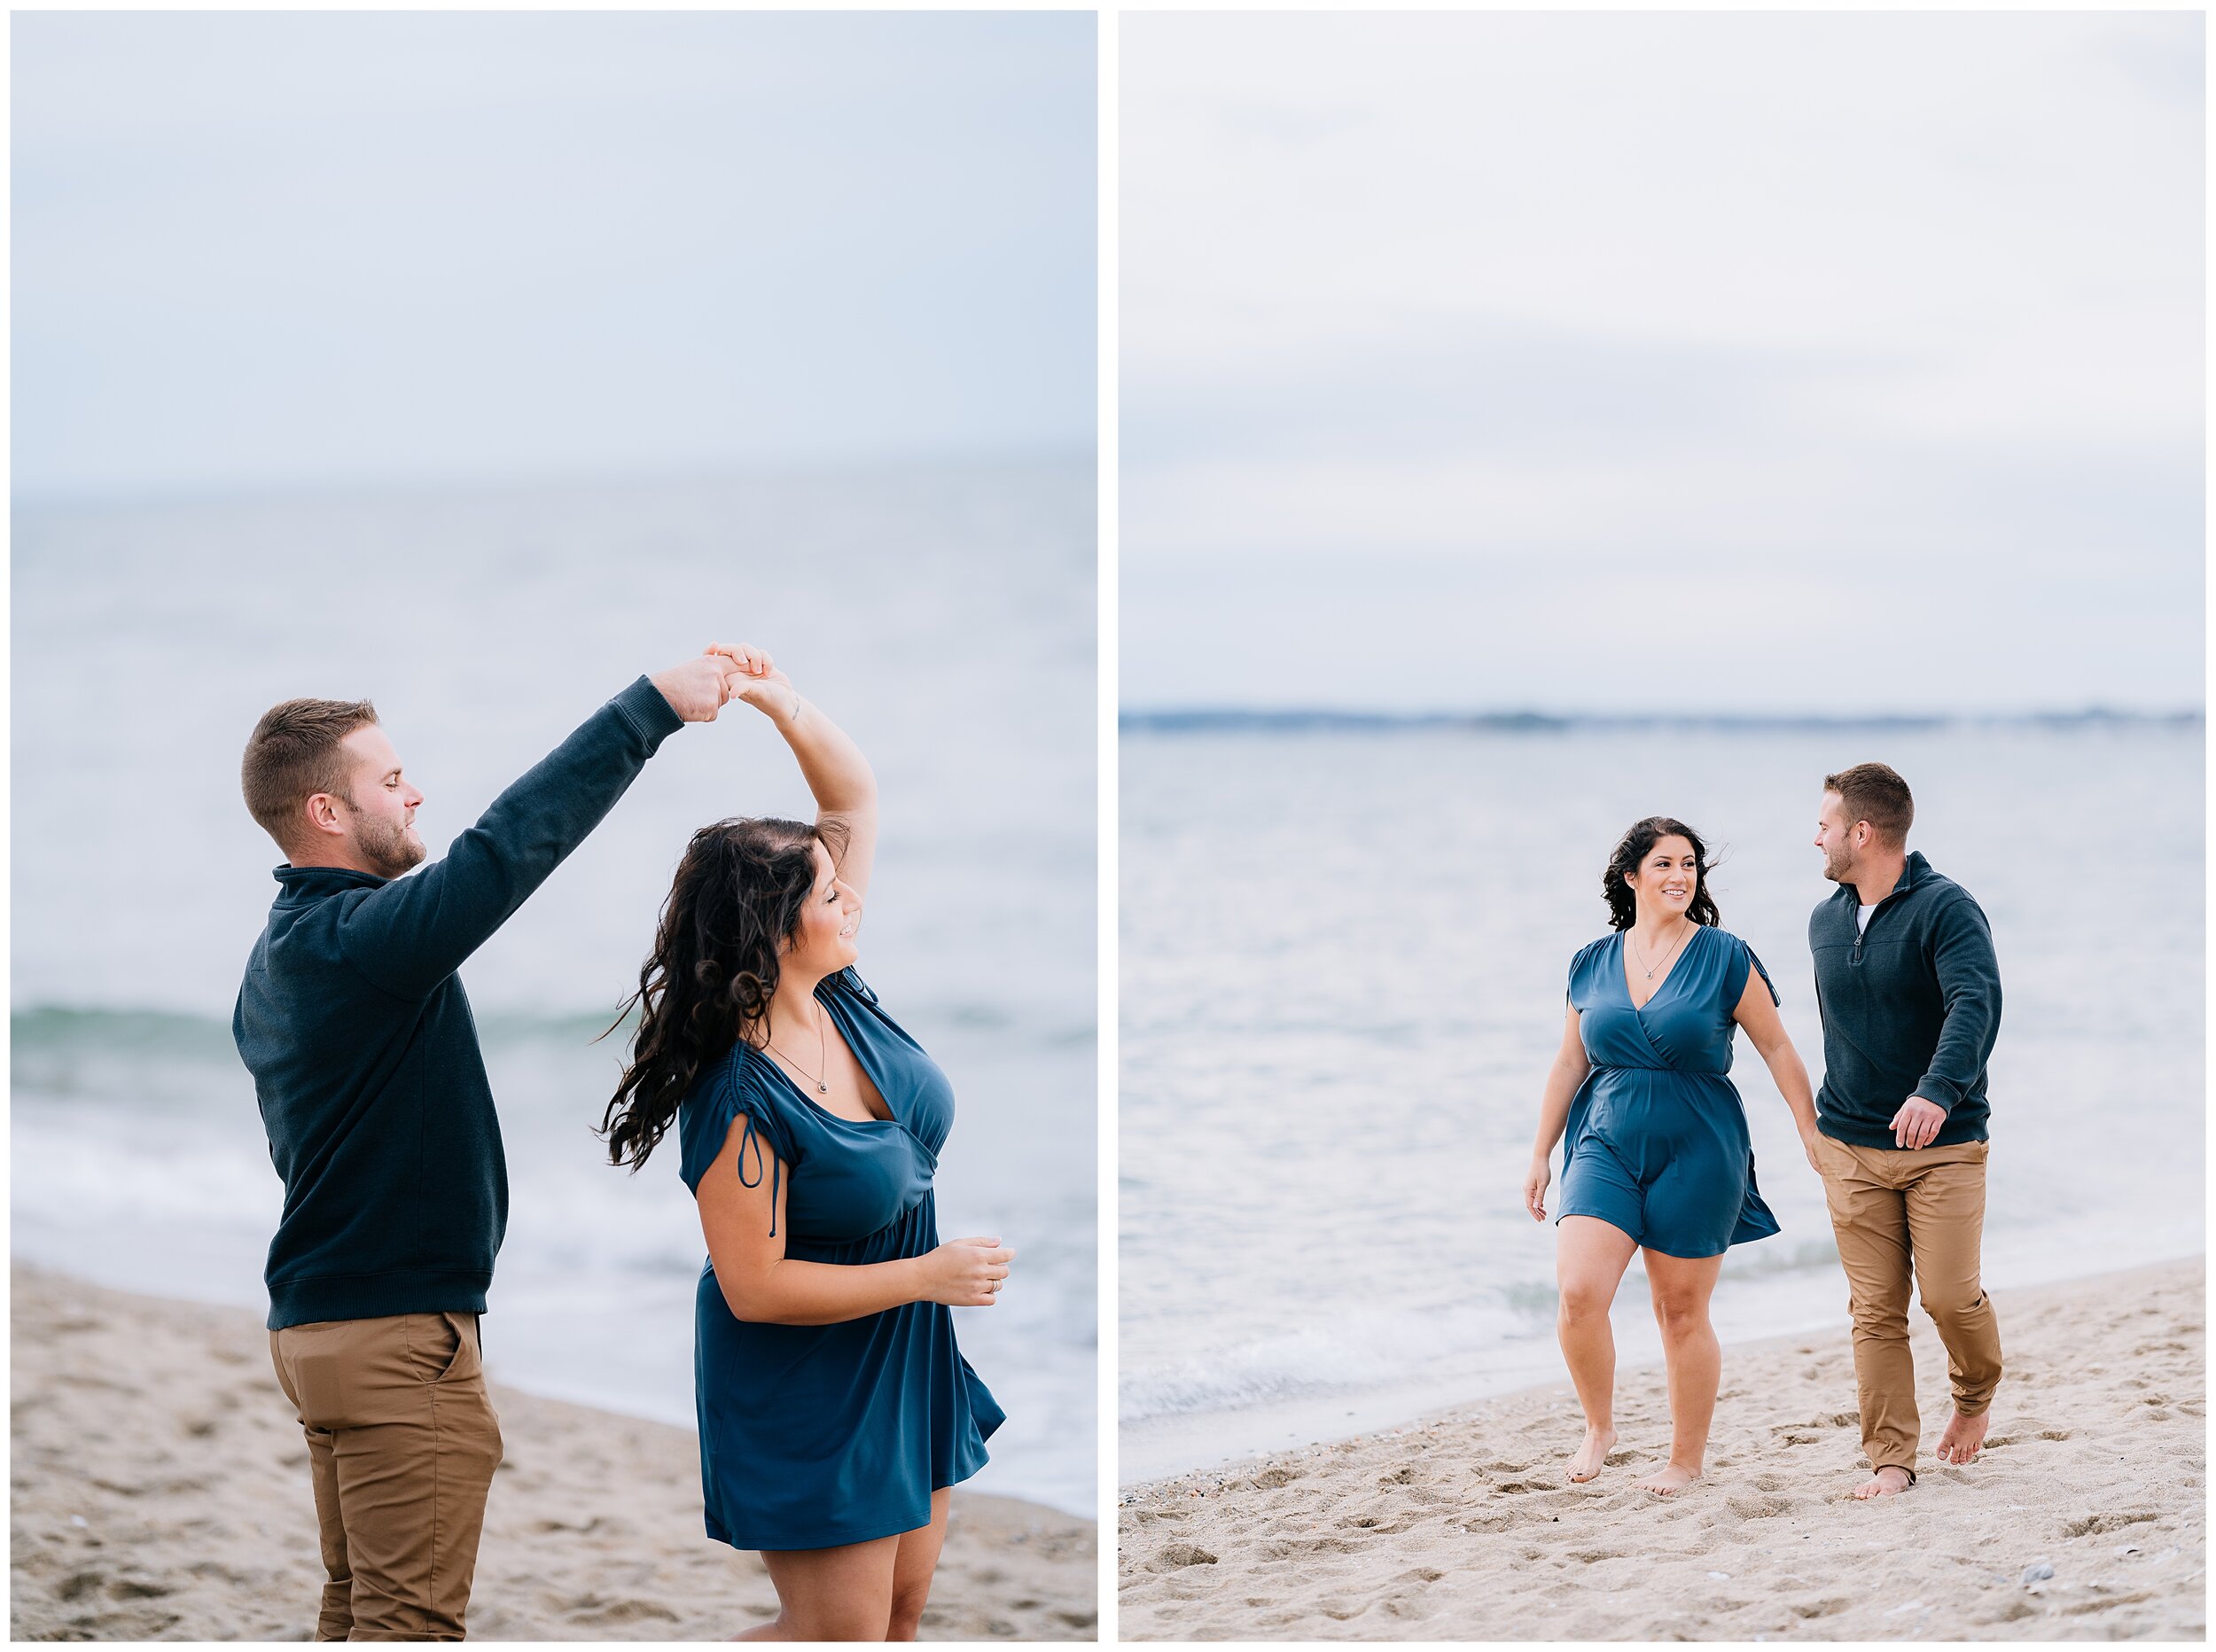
[
  {"left": 269, "top": 1313, "right": 503, "bottom": 1640},
  {"left": 1814, "top": 1134, "right": 2003, "bottom": 1475}
]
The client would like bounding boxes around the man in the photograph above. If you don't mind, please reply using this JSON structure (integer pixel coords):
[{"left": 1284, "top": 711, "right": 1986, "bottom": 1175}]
[
  {"left": 234, "top": 648, "right": 760, "bottom": 1639},
  {"left": 1808, "top": 761, "right": 2004, "bottom": 1500}
]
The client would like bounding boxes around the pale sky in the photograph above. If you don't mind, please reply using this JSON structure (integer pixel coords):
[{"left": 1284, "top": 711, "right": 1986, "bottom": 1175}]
[
  {"left": 1122, "top": 12, "right": 2203, "bottom": 714},
  {"left": 14, "top": 12, "right": 1094, "bottom": 501}
]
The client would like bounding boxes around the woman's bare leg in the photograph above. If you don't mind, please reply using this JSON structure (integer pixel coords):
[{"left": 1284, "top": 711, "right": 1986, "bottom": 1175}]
[
  {"left": 885, "top": 1489, "right": 952, "bottom": 1640},
  {"left": 1556, "top": 1214, "right": 1639, "bottom": 1481},
  {"left": 1638, "top": 1248, "right": 1725, "bottom": 1493},
  {"left": 744, "top": 1533, "right": 901, "bottom": 1640}
]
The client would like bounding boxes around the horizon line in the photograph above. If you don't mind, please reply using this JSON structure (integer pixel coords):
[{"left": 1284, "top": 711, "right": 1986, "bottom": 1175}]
[
  {"left": 1120, "top": 705, "right": 2204, "bottom": 733},
  {"left": 10, "top": 441, "right": 1096, "bottom": 518}
]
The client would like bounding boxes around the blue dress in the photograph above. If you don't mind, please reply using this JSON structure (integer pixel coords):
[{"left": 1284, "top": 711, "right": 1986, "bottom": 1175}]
[
  {"left": 676, "top": 968, "right": 1004, "bottom": 1552},
  {"left": 1555, "top": 924, "right": 1781, "bottom": 1258}
]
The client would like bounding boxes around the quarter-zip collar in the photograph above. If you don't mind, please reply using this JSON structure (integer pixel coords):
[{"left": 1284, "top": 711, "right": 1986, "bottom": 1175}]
[
  {"left": 1842, "top": 850, "right": 1934, "bottom": 959},
  {"left": 272, "top": 862, "right": 391, "bottom": 904}
]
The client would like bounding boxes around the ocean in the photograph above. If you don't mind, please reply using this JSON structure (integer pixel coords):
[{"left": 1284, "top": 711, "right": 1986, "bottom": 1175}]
[
  {"left": 12, "top": 456, "right": 1097, "bottom": 1518},
  {"left": 1119, "top": 718, "right": 2203, "bottom": 1483}
]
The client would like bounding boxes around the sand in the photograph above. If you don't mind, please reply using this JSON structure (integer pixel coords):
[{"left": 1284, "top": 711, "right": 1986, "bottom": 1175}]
[
  {"left": 10, "top": 1266, "right": 1096, "bottom": 1641},
  {"left": 1120, "top": 1258, "right": 2204, "bottom": 1640}
]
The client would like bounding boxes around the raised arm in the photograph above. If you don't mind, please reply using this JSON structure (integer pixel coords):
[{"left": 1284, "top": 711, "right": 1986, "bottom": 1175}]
[
  {"left": 694, "top": 1117, "right": 1009, "bottom": 1326},
  {"left": 1524, "top": 1005, "right": 1590, "bottom": 1221},
  {"left": 338, "top": 657, "right": 737, "bottom": 999},
  {"left": 713, "top": 645, "right": 879, "bottom": 904}
]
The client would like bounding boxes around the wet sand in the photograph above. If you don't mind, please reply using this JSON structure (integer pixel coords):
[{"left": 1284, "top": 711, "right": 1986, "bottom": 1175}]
[
  {"left": 11, "top": 1265, "right": 1096, "bottom": 1640},
  {"left": 1120, "top": 1258, "right": 2203, "bottom": 1640}
]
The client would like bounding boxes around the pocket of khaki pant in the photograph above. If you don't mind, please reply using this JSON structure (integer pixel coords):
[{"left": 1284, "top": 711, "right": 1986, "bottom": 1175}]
[
  {"left": 438, "top": 1312, "right": 480, "bottom": 1384},
  {"left": 283, "top": 1324, "right": 358, "bottom": 1426},
  {"left": 407, "top": 1312, "right": 470, "bottom": 1384}
]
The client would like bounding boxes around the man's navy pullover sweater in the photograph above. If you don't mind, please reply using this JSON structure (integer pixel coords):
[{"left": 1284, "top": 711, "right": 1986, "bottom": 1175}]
[
  {"left": 1809, "top": 850, "right": 2001, "bottom": 1150},
  {"left": 234, "top": 676, "right": 685, "bottom": 1329}
]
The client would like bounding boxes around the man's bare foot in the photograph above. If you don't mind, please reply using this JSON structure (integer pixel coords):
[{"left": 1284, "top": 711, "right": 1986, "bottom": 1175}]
[
  {"left": 1850, "top": 1465, "right": 1915, "bottom": 1500},
  {"left": 1935, "top": 1408, "right": 1990, "bottom": 1464},
  {"left": 1633, "top": 1462, "right": 1701, "bottom": 1495},
  {"left": 1566, "top": 1425, "right": 1617, "bottom": 1484}
]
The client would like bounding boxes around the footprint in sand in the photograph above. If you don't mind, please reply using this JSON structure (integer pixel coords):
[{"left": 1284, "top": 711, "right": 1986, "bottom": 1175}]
[
  {"left": 1725, "top": 1492, "right": 1795, "bottom": 1520},
  {"left": 1790, "top": 1596, "right": 1850, "bottom": 1618},
  {"left": 2064, "top": 1511, "right": 2157, "bottom": 1538},
  {"left": 560, "top": 1595, "right": 681, "bottom": 1626},
  {"left": 1155, "top": 1542, "right": 1219, "bottom": 1569}
]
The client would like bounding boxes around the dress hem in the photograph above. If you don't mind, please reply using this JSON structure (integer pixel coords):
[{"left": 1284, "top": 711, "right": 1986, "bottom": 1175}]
[
  {"left": 704, "top": 1450, "right": 992, "bottom": 1554},
  {"left": 1553, "top": 1203, "right": 1778, "bottom": 1259}
]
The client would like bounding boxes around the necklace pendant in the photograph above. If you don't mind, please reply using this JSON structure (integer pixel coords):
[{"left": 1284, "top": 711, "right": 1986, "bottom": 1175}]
[{"left": 817, "top": 1081, "right": 829, "bottom": 1094}]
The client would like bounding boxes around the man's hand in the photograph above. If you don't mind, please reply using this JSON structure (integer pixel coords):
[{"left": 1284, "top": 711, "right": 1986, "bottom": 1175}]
[
  {"left": 1890, "top": 1095, "right": 1947, "bottom": 1149},
  {"left": 649, "top": 643, "right": 776, "bottom": 723}
]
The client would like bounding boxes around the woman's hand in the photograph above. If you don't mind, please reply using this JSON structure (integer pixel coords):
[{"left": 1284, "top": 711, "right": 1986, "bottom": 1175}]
[
  {"left": 917, "top": 1236, "right": 1015, "bottom": 1306},
  {"left": 705, "top": 642, "right": 800, "bottom": 720},
  {"left": 1523, "top": 1156, "right": 1551, "bottom": 1223},
  {"left": 1800, "top": 1124, "right": 1826, "bottom": 1177}
]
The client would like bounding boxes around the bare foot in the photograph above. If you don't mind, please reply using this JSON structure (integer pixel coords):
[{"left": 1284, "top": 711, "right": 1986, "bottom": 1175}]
[
  {"left": 1935, "top": 1408, "right": 1990, "bottom": 1464},
  {"left": 1566, "top": 1425, "right": 1617, "bottom": 1484},
  {"left": 1850, "top": 1465, "right": 1915, "bottom": 1500},
  {"left": 1634, "top": 1462, "right": 1701, "bottom": 1495}
]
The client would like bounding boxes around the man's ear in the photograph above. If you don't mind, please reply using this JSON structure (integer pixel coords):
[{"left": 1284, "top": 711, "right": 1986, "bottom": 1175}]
[{"left": 302, "top": 791, "right": 349, "bottom": 840}]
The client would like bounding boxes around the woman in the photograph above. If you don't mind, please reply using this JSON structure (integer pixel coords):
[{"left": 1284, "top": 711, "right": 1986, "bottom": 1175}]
[
  {"left": 602, "top": 643, "right": 1010, "bottom": 1640},
  {"left": 1523, "top": 816, "right": 1820, "bottom": 1495}
]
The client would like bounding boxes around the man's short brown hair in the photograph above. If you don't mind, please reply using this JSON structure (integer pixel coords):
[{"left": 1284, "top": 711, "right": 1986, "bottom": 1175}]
[
  {"left": 1823, "top": 761, "right": 1914, "bottom": 846},
  {"left": 243, "top": 698, "right": 380, "bottom": 849}
]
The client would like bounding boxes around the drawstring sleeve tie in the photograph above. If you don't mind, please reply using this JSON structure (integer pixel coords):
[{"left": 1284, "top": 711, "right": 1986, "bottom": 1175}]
[{"left": 734, "top": 1110, "right": 783, "bottom": 1238}]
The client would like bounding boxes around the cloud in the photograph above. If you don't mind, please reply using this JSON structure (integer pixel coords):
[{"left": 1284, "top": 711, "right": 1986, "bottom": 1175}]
[
  {"left": 1122, "top": 12, "right": 2202, "bottom": 712},
  {"left": 14, "top": 12, "right": 1096, "bottom": 499}
]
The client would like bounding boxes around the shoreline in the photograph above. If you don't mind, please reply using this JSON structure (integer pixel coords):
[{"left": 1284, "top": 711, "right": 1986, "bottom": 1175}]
[
  {"left": 11, "top": 1264, "right": 1097, "bottom": 1641},
  {"left": 1121, "top": 1243, "right": 2206, "bottom": 1489},
  {"left": 1120, "top": 1257, "right": 2204, "bottom": 1640}
]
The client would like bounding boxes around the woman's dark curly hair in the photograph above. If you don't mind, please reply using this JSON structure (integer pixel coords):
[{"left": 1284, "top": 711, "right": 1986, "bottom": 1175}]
[
  {"left": 1602, "top": 815, "right": 1721, "bottom": 931},
  {"left": 600, "top": 815, "right": 847, "bottom": 1170}
]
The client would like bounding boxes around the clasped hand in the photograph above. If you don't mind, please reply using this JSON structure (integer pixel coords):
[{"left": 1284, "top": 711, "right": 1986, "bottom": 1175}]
[{"left": 651, "top": 643, "right": 795, "bottom": 723}]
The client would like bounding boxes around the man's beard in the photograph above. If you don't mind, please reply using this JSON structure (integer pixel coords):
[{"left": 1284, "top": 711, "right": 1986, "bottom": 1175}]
[
  {"left": 1821, "top": 844, "right": 1853, "bottom": 884},
  {"left": 346, "top": 802, "right": 426, "bottom": 878}
]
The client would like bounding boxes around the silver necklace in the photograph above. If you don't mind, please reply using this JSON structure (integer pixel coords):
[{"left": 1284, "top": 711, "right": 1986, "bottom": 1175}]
[
  {"left": 1628, "top": 916, "right": 1693, "bottom": 981},
  {"left": 763, "top": 1005, "right": 830, "bottom": 1095}
]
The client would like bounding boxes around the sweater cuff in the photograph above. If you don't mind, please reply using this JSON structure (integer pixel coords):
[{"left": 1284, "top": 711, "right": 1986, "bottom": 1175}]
[
  {"left": 1911, "top": 1074, "right": 1961, "bottom": 1111},
  {"left": 613, "top": 674, "right": 687, "bottom": 752}
]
